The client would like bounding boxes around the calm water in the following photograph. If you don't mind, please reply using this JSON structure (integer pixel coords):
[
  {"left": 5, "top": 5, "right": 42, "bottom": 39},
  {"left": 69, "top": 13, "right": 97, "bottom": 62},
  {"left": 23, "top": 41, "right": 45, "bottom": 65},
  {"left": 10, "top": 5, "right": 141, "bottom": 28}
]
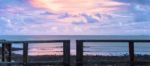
[{"left": 1, "top": 35, "right": 150, "bottom": 56}]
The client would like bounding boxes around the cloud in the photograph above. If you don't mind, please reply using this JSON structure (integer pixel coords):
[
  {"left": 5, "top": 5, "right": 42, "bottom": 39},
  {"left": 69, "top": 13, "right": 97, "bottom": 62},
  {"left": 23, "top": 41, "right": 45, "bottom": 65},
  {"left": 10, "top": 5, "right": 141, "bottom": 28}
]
[
  {"left": 0, "top": 0, "right": 150, "bottom": 35},
  {"left": 112, "top": 0, "right": 150, "bottom": 22},
  {"left": 29, "top": 0, "right": 126, "bottom": 15}
]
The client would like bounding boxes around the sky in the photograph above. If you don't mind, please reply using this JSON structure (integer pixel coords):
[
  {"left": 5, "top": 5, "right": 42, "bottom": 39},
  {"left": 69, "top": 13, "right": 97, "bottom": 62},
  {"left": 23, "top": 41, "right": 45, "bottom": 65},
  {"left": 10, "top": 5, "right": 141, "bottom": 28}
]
[{"left": 0, "top": 0, "right": 150, "bottom": 35}]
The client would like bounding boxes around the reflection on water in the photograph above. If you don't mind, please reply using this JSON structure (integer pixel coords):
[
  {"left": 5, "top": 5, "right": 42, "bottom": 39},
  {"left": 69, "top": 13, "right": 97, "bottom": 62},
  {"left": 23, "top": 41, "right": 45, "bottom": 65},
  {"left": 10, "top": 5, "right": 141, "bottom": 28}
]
[{"left": 13, "top": 48, "right": 63, "bottom": 56}]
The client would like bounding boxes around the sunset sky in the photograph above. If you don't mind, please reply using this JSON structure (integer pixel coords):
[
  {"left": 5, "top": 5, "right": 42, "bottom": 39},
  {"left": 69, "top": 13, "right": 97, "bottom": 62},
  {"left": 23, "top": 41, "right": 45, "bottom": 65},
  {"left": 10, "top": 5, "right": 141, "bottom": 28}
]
[{"left": 0, "top": 0, "right": 150, "bottom": 35}]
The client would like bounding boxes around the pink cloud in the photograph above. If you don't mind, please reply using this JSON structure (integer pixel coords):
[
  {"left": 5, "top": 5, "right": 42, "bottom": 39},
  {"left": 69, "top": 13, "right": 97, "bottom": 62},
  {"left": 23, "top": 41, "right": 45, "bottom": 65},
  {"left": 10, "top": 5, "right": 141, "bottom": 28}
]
[{"left": 29, "top": 0, "right": 127, "bottom": 15}]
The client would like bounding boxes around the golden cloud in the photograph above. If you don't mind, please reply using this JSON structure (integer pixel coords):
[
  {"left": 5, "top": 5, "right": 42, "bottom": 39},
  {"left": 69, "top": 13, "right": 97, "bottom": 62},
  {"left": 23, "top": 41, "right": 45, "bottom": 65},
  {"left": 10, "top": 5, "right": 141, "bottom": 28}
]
[{"left": 29, "top": 0, "right": 127, "bottom": 15}]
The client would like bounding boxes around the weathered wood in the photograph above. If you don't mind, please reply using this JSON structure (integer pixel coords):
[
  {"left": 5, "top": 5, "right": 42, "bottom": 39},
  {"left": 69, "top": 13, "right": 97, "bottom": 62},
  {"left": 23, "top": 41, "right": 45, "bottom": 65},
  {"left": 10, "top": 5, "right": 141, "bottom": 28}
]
[
  {"left": 5, "top": 43, "right": 12, "bottom": 62},
  {"left": 1, "top": 39, "right": 149, "bottom": 66},
  {"left": 129, "top": 42, "right": 135, "bottom": 66},
  {"left": 1, "top": 40, "right": 150, "bottom": 43},
  {"left": 23, "top": 42, "right": 28, "bottom": 66},
  {"left": 1, "top": 42, "right": 12, "bottom": 66},
  {"left": 0, "top": 40, "right": 70, "bottom": 43},
  {"left": 63, "top": 40, "right": 70, "bottom": 66},
  {"left": 0, "top": 40, "right": 71, "bottom": 66},
  {"left": 77, "top": 40, "right": 150, "bottom": 42},
  {"left": 0, "top": 61, "right": 63, "bottom": 65},
  {"left": 76, "top": 40, "right": 83, "bottom": 66},
  {"left": 84, "top": 61, "right": 150, "bottom": 65},
  {"left": 2, "top": 43, "right": 5, "bottom": 62}
]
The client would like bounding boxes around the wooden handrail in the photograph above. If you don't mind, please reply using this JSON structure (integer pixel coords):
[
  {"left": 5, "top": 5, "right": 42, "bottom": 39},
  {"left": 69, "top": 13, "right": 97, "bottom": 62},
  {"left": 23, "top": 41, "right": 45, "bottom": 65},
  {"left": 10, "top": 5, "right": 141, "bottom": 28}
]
[
  {"left": 1, "top": 39, "right": 150, "bottom": 66},
  {"left": 0, "top": 40, "right": 70, "bottom": 66},
  {"left": 76, "top": 40, "right": 150, "bottom": 66}
]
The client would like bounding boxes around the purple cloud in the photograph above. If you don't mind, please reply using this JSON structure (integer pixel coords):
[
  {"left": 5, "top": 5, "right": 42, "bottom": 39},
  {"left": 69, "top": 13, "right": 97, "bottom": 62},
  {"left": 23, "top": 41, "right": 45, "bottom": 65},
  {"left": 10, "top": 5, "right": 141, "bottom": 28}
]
[{"left": 0, "top": 0, "right": 150, "bottom": 35}]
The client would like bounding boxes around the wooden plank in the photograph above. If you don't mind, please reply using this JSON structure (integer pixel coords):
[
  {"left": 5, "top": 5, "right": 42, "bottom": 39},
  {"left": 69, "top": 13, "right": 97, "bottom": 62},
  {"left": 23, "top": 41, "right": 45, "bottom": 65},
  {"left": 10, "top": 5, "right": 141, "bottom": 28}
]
[
  {"left": 76, "top": 40, "right": 83, "bottom": 66},
  {"left": 84, "top": 61, "right": 150, "bottom": 65},
  {"left": 129, "top": 41, "right": 135, "bottom": 66},
  {"left": 0, "top": 61, "right": 63, "bottom": 65},
  {"left": 23, "top": 42, "right": 28, "bottom": 66},
  {"left": 27, "top": 61, "right": 63, "bottom": 65},
  {"left": 0, "top": 62, "right": 23, "bottom": 65},
  {"left": 63, "top": 40, "right": 70, "bottom": 66},
  {"left": 4, "top": 43, "right": 12, "bottom": 66},
  {"left": 1, "top": 40, "right": 150, "bottom": 44},
  {"left": 84, "top": 61, "right": 127, "bottom": 63},
  {"left": 2, "top": 40, "right": 70, "bottom": 43},
  {"left": 5, "top": 43, "right": 12, "bottom": 62},
  {"left": 0, "top": 39, "right": 6, "bottom": 62},
  {"left": 0, "top": 40, "right": 71, "bottom": 66},
  {"left": 2, "top": 43, "right": 5, "bottom": 62},
  {"left": 75, "top": 40, "right": 150, "bottom": 42}
]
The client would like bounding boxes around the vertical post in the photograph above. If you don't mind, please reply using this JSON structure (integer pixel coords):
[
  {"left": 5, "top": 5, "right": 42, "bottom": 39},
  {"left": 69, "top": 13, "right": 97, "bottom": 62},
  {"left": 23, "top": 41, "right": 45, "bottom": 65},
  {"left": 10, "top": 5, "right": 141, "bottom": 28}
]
[
  {"left": 6, "top": 43, "right": 12, "bottom": 62},
  {"left": 63, "top": 40, "right": 70, "bottom": 66},
  {"left": 2, "top": 43, "right": 5, "bottom": 62},
  {"left": 76, "top": 40, "right": 83, "bottom": 66},
  {"left": 4, "top": 43, "right": 11, "bottom": 62},
  {"left": 4, "top": 43, "right": 12, "bottom": 66},
  {"left": 23, "top": 42, "right": 28, "bottom": 66},
  {"left": 129, "top": 41, "right": 135, "bottom": 66}
]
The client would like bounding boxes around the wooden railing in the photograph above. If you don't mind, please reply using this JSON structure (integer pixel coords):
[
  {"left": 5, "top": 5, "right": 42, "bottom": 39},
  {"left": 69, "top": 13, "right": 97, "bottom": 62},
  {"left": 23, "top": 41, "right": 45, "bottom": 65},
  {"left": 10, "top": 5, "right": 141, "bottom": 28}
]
[
  {"left": 0, "top": 40, "right": 70, "bottom": 66},
  {"left": 1, "top": 39, "right": 150, "bottom": 66},
  {"left": 76, "top": 40, "right": 150, "bottom": 66}
]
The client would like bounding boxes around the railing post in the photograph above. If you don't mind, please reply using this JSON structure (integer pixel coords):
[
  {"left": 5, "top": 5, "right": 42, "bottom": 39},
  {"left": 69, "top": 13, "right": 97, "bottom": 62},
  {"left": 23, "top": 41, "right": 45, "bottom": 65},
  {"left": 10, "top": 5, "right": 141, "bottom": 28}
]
[
  {"left": 63, "top": 40, "right": 70, "bottom": 66},
  {"left": 2, "top": 43, "right": 12, "bottom": 66},
  {"left": 1, "top": 40, "right": 6, "bottom": 62},
  {"left": 76, "top": 40, "right": 83, "bottom": 66},
  {"left": 5, "top": 43, "right": 12, "bottom": 62},
  {"left": 129, "top": 41, "right": 135, "bottom": 66},
  {"left": 2, "top": 43, "right": 5, "bottom": 62},
  {"left": 23, "top": 42, "right": 28, "bottom": 66}
]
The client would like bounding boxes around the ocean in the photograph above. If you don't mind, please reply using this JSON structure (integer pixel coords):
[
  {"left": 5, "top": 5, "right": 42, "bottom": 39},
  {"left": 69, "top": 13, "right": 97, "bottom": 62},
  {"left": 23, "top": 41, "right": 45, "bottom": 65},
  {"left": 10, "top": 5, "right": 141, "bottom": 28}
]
[{"left": 0, "top": 35, "right": 150, "bottom": 56}]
